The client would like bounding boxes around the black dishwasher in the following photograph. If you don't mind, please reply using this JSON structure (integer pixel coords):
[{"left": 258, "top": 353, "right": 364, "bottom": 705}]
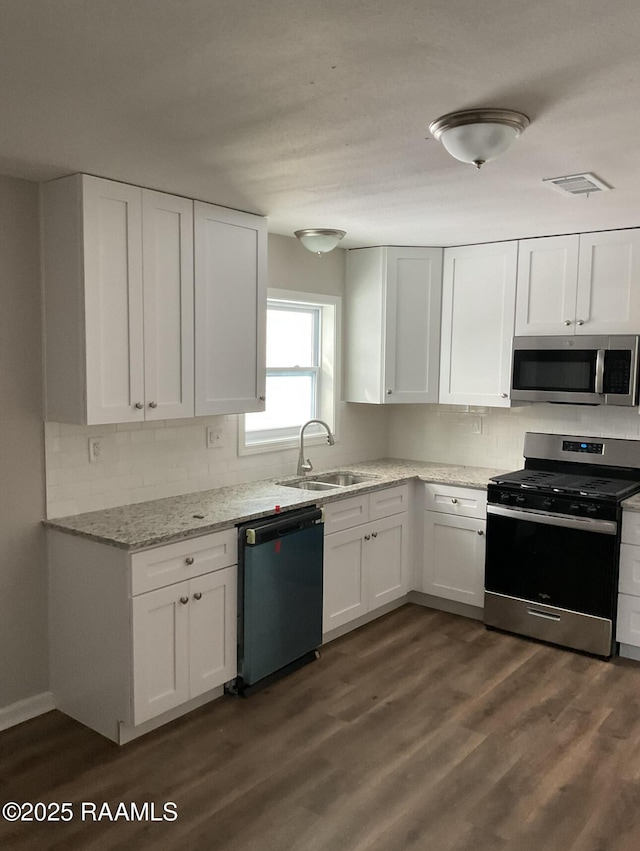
[{"left": 230, "top": 506, "right": 324, "bottom": 696}]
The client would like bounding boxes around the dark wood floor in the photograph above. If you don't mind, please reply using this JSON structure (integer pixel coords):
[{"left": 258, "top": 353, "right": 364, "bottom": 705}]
[{"left": 4, "top": 604, "right": 640, "bottom": 850}]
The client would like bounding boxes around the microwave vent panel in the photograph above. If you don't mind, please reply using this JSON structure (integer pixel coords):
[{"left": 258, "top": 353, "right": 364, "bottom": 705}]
[{"left": 542, "top": 173, "right": 611, "bottom": 197}]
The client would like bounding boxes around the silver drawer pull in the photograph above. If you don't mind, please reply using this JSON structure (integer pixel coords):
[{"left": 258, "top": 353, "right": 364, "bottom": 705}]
[
  {"left": 451, "top": 498, "right": 458, "bottom": 504},
  {"left": 371, "top": 532, "right": 378, "bottom": 538},
  {"left": 477, "top": 529, "right": 484, "bottom": 536},
  {"left": 185, "top": 557, "right": 194, "bottom": 565},
  {"left": 364, "top": 534, "right": 371, "bottom": 541},
  {"left": 180, "top": 596, "right": 189, "bottom": 605},
  {"left": 193, "top": 592, "right": 202, "bottom": 601},
  {"left": 527, "top": 608, "right": 560, "bottom": 622}
]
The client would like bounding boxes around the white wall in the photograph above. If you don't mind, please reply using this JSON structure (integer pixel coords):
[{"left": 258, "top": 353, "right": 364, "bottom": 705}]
[
  {"left": 388, "top": 403, "right": 640, "bottom": 471},
  {"left": 45, "top": 235, "right": 390, "bottom": 518},
  {"left": 0, "top": 177, "right": 48, "bottom": 708}
]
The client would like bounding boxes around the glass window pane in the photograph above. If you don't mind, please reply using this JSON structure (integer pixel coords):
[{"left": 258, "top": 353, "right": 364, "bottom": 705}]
[
  {"left": 245, "top": 373, "right": 316, "bottom": 433},
  {"left": 266, "top": 307, "right": 317, "bottom": 367}
]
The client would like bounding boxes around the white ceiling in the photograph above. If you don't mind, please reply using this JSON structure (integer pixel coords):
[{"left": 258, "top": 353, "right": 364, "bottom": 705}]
[{"left": 2, "top": 0, "right": 640, "bottom": 248}]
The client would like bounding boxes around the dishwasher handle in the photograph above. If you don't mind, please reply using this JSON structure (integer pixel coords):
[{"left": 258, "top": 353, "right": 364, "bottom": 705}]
[{"left": 244, "top": 507, "right": 323, "bottom": 545}]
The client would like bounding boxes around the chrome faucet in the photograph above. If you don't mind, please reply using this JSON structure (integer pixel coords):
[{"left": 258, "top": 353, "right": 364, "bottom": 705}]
[{"left": 297, "top": 419, "right": 335, "bottom": 476}]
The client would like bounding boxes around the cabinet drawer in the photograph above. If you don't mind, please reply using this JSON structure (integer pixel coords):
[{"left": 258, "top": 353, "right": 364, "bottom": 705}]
[
  {"left": 323, "top": 495, "right": 369, "bottom": 535},
  {"left": 369, "top": 485, "right": 410, "bottom": 522},
  {"left": 423, "top": 483, "right": 487, "bottom": 518},
  {"left": 617, "top": 592, "right": 640, "bottom": 645},
  {"left": 619, "top": 544, "right": 640, "bottom": 596},
  {"left": 622, "top": 511, "right": 640, "bottom": 546},
  {"left": 131, "top": 528, "right": 237, "bottom": 595}
]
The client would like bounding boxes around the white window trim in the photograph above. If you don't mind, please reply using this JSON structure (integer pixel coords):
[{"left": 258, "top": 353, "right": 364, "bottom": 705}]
[{"left": 238, "top": 289, "right": 341, "bottom": 455}]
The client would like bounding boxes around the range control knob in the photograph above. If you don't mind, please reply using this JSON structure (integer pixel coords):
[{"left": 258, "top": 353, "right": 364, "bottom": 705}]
[
  {"left": 586, "top": 505, "right": 598, "bottom": 514},
  {"left": 515, "top": 495, "right": 526, "bottom": 504},
  {"left": 499, "top": 492, "right": 511, "bottom": 503},
  {"left": 542, "top": 498, "right": 553, "bottom": 509}
]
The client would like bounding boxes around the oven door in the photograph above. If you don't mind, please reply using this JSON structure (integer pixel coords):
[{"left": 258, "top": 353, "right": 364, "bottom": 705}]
[{"left": 484, "top": 505, "right": 619, "bottom": 656}]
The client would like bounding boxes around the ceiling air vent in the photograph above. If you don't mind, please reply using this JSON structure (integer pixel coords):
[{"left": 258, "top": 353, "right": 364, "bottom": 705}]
[{"left": 542, "top": 172, "right": 611, "bottom": 197}]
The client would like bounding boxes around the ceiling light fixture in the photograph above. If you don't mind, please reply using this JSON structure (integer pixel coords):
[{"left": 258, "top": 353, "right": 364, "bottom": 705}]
[
  {"left": 294, "top": 228, "right": 346, "bottom": 256},
  {"left": 429, "top": 108, "right": 530, "bottom": 169}
]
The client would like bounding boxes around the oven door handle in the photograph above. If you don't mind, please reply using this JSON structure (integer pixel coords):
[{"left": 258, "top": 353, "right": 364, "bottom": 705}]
[
  {"left": 595, "top": 348, "right": 606, "bottom": 395},
  {"left": 487, "top": 504, "right": 617, "bottom": 535}
]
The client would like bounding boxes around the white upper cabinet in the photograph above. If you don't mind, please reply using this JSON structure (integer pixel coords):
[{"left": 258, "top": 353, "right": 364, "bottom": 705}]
[
  {"left": 345, "top": 246, "right": 443, "bottom": 404},
  {"left": 439, "top": 241, "right": 518, "bottom": 407},
  {"left": 194, "top": 201, "right": 267, "bottom": 416},
  {"left": 516, "top": 230, "right": 640, "bottom": 336},
  {"left": 515, "top": 235, "right": 579, "bottom": 335},
  {"left": 141, "top": 190, "right": 194, "bottom": 421},
  {"left": 576, "top": 229, "right": 640, "bottom": 335},
  {"left": 42, "top": 174, "right": 194, "bottom": 424}
]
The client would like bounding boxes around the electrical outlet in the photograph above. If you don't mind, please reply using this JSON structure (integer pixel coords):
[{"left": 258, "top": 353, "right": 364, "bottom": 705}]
[
  {"left": 88, "top": 437, "right": 102, "bottom": 463},
  {"left": 206, "top": 427, "right": 225, "bottom": 449},
  {"left": 470, "top": 417, "right": 482, "bottom": 435}
]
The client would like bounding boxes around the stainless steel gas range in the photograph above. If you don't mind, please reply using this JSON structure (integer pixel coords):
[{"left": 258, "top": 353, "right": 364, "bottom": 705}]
[{"left": 484, "top": 432, "right": 640, "bottom": 658}]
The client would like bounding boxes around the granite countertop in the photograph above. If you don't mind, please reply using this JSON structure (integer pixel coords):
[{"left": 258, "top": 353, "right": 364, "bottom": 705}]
[{"left": 43, "top": 458, "right": 508, "bottom": 551}]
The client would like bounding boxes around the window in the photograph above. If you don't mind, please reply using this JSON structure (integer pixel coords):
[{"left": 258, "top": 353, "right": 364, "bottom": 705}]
[{"left": 240, "top": 290, "right": 340, "bottom": 452}]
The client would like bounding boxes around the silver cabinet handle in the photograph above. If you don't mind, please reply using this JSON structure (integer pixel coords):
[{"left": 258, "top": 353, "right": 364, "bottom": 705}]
[
  {"left": 180, "top": 596, "right": 189, "bottom": 605},
  {"left": 149, "top": 401, "right": 158, "bottom": 409},
  {"left": 501, "top": 392, "right": 508, "bottom": 398},
  {"left": 386, "top": 389, "right": 393, "bottom": 395},
  {"left": 185, "top": 557, "right": 194, "bottom": 565},
  {"left": 371, "top": 531, "right": 378, "bottom": 538},
  {"left": 477, "top": 529, "right": 484, "bottom": 536},
  {"left": 134, "top": 402, "right": 144, "bottom": 409},
  {"left": 564, "top": 319, "right": 571, "bottom": 326},
  {"left": 577, "top": 319, "right": 585, "bottom": 326},
  {"left": 451, "top": 498, "right": 458, "bottom": 504},
  {"left": 364, "top": 534, "right": 371, "bottom": 541},
  {"left": 259, "top": 395, "right": 266, "bottom": 401},
  {"left": 193, "top": 592, "right": 202, "bottom": 600}
]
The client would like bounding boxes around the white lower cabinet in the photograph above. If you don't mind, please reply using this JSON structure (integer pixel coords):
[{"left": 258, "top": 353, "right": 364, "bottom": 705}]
[
  {"left": 422, "top": 484, "right": 487, "bottom": 608},
  {"left": 617, "top": 510, "right": 640, "bottom": 655},
  {"left": 48, "top": 527, "right": 237, "bottom": 743},
  {"left": 132, "top": 565, "right": 237, "bottom": 725},
  {"left": 323, "top": 486, "right": 410, "bottom": 633}
]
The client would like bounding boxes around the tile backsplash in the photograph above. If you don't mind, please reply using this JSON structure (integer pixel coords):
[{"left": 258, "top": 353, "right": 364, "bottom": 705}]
[
  {"left": 388, "top": 403, "right": 640, "bottom": 471},
  {"left": 46, "top": 400, "right": 640, "bottom": 519},
  {"left": 45, "top": 403, "right": 389, "bottom": 518}
]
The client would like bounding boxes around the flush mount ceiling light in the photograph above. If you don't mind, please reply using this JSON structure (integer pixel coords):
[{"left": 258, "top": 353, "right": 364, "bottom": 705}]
[
  {"left": 429, "top": 108, "right": 530, "bottom": 169},
  {"left": 294, "top": 228, "right": 346, "bottom": 256}
]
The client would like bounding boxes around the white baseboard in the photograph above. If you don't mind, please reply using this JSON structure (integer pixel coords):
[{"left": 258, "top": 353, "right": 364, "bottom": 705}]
[{"left": 0, "top": 691, "right": 55, "bottom": 733}]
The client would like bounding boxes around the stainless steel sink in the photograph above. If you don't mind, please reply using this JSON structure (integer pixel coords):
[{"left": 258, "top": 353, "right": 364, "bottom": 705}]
[
  {"left": 277, "top": 471, "right": 377, "bottom": 491},
  {"left": 312, "top": 472, "right": 376, "bottom": 486},
  {"left": 279, "top": 480, "right": 341, "bottom": 491}
]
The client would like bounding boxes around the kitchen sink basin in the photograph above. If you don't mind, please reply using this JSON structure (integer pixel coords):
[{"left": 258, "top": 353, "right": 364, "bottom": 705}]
[
  {"left": 279, "top": 480, "right": 341, "bottom": 491},
  {"left": 311, "top": 471, "right": 376, "bottom": 486},
  {"left": 277, "top": 471, "right": 377, "bottom": 491}
]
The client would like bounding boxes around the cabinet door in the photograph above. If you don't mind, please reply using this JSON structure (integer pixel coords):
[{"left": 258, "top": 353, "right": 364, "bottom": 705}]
[
  {"left": 423, "top": 512, "right": 486, "bottom": 606},
  {"left": 189, "top": 566, "right": 237, "bottom": 697},
  {"left": 617, "top": 593, "right": 640, "bottom": 646},
  {"left": 383, "top": 248, "right": 443, "bottom": 403},
  {"left": 132, "top": 581, "right": 190, "bottom": 725},
  {"left": 194, "top": 202, "right": 267, "bottom": 415},
  {"left": 576, "top": 230, "right": 640, "bottom": 335},
  {"left": 367, "top": 513, "right": 409, "bottom": 610},
  {"left": 83, "top": 176, "right": 145, "bottom": 424},
  {"left": 323, "top": 527, "right": 367, "bottom": 632},
  {"left": 439, "top": 242, "right": 517, "bottom": 407},
  {"left": 515, "top": 236, "right": 579, "bottom": 335},
  {"left": 345, "top": 247, "right": 442, "bottom": 404},
  {"left": 142, "top": 190, "right": 194, "bottom": 420}
]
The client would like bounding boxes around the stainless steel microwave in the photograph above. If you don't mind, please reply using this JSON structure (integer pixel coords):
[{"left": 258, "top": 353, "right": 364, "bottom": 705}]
[{"left": 511, "top": 335, "right": 640, "bottom": 405}]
